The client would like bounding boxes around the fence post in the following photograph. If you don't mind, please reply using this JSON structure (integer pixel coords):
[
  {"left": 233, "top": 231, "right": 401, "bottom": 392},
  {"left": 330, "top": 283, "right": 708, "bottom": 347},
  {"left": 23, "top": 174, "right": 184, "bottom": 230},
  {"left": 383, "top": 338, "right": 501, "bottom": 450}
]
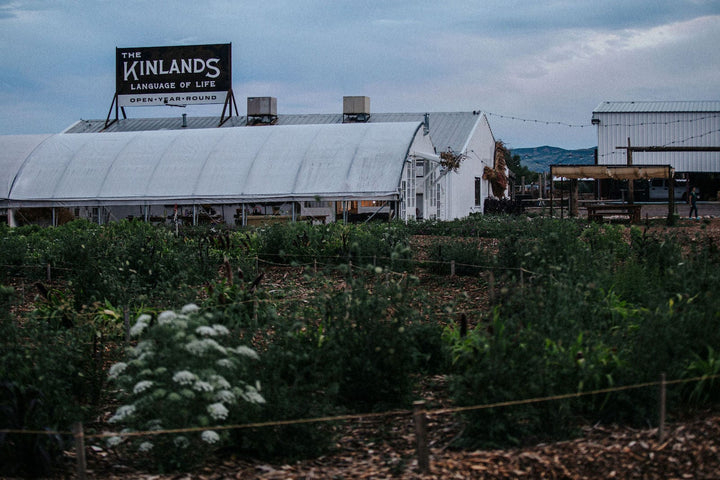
[
  {"left": 450, "top": 260, "right": 455, "bottom": 277},
  {"left": 487, "top": 271, "right": 495, "bottom": 303},
  {"left": 124, "top": 306, "right": 130, "bottom": 342},
  {"left": 413, "top": 400, "right": 430, "bottom": 473},
  {"left": 658, "top": 372, "right": 666, "bottom": 441},
  {"left": 46, "top": 263, "right": 51, "bottom": 283},
  {"left": 73, "top": 422, "right": 87, "bottom": 480}
]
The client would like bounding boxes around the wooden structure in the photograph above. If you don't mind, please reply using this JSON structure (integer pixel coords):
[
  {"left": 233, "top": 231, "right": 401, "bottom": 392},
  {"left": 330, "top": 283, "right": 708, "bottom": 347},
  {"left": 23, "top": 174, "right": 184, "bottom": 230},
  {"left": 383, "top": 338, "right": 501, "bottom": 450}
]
[
  {"left": 586, "top": 203, "right": 642, "bottom": 223},
  {"left": 550, "top": 164, "right": 675, "bottom": 224}
]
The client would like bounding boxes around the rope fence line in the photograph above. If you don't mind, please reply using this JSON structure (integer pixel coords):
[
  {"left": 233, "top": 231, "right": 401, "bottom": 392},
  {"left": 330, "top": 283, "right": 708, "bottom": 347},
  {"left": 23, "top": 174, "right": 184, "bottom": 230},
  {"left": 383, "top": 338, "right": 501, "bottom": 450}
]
[{"left": 1, "top": 373, "right": 717, "bottom": 440}]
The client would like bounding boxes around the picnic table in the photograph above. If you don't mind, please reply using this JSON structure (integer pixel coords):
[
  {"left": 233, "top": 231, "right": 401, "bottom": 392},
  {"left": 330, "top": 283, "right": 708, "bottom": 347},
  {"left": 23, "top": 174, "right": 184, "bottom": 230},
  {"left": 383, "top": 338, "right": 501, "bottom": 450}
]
[{"left": 586, "top": 203, "right": 642, "bottom": 223}]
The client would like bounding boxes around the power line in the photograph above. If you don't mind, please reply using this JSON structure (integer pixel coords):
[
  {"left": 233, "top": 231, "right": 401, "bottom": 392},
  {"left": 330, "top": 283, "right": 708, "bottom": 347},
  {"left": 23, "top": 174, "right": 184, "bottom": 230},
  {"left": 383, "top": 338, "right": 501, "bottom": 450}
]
[{"left": 484, "top": 111, "right": 591, "bottom": 128}]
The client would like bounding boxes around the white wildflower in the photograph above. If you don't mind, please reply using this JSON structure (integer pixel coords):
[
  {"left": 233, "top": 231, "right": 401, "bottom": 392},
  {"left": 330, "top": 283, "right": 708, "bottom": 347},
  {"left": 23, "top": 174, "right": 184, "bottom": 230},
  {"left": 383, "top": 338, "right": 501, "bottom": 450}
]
[
  {"left": 193, "top": 380, "right": 214, "bottom": 392},
  {"left": 181, "top": 303, "right": 200, "bottom": 314},
  {"left": 242, "top": 387, "right": 266, "bottom": 405},
  {"left": 133, "top": 380, "right": 154, "bottom": 394},
  {"left": 210, "top": 374, "right": 231, "bottom": 390},
  {"left": 173, "top": 436, "right": 190, "bottom": 449},
  {"left": 201, "top": 430, "right": 220, "bottom": 445},
  {"left": 136, "top": 313, "right": 152, "bottom": 324},
  {"left": 207, "top": 402, "right": 229, "bottom": 420},
  {"left": 108, "top": 362, "right": 127, "bottom": 379},
  {"left": 172, "top": 370, "right": 197, "bottom": 385},
  {"left": 129, "top": 320, "right": 147, "bottom": 337},
  {"left": 212, "top": 324, "right": 230, "bottom": 336},
  {"left": 216, "top": 358, "right": 235, "bottom": 369},
  {"left": 215, "top": 389, "right": 235, "bottom": 403},
  {"left": 232, "top": 345, "right": 259, "bottom": 360},
  {"left": 106, "top": 436, "right": 123, "bottom": 448},
  {"left": 186, "top": 338, "right": 226, "bottom": 356},
  {"left": 134, "top": 340, "right": 154, "bottom": 355},
  {"left": 109, "top": 404, "right": 136, "bottom": 423},
  {"left": 195, "top": 325, "right": 217, "bottom": 336},
  {"left": 138, "top": 441, "right": 154, "bottom": 452},
  {"left": 157, "top": 310, "right": 177, "bottom": 325}
]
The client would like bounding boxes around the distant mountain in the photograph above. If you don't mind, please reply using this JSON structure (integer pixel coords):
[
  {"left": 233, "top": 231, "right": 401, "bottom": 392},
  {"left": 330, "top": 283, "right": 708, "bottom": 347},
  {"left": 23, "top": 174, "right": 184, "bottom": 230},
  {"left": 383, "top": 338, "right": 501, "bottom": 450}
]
[{"left": 511, "top": 146, "right": 596, "bottom": 172}]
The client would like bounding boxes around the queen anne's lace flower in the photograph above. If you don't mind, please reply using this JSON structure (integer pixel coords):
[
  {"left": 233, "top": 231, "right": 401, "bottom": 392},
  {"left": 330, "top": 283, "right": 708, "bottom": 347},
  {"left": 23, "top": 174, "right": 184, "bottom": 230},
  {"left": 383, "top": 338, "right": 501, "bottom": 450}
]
[
  {"left": 172, "top": 370, "right": 197, "bottom": 385},
  {"left": 210, "top": 374, "right": 231, "bottom": 390},
  {"left": 232, "top": 345, "right": 259, "bottom": 360},
  {"left": 106, "top": 436, "right": 123, "bottom": 448},
  {"left": 181, "top": 303, "right": 200, "bottom": 314},
  {"left": 193, "top": 380, "right": 214, "bottom": 392},
  {"left": 242, "top": 387, "right": 266, "bottom": 405},
  {"left": 157, "top": 310, "right": 178, "bottom": 325},
  {"left": 109, "top": 404, "right": 136, "bottom": 423},
  {"left": 129, "top": 320, "right": 147, "bottom": 337},
  {"left": 195, "top": 326, "right": 217, "bottom": 336},
  {"left": 212, "top": 324, "right": 230, "bottom": 336},
  {"left": 207, "top": 402, "right": 229, "bottom": 420},
  {"left": 138, "top": 441, "right": 154, "bottom": 452},
  {"left": 201, "top": 430, "right": 220, "bottom": 444},
  {"left": 216, "top": 358, "right": 235, "bottom": 369},
  {"left": 133, "top": 380, "right": 154, "bottom": 394},
  {"left": 215, "top": 389, "right": 235, "bottom": 403},
  {"left": 186, "top": 338, "right": 226, "bottom": 356},
  {"left": 108, "top": 362, "right": 127, "bottom": 379}
]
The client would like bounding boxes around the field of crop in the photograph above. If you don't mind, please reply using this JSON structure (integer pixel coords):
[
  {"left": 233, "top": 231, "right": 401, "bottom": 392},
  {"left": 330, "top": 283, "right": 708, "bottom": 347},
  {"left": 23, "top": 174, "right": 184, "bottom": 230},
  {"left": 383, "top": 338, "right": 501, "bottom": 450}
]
[{"left": 1, "top": 216, "right": 720, "bottom": 478}]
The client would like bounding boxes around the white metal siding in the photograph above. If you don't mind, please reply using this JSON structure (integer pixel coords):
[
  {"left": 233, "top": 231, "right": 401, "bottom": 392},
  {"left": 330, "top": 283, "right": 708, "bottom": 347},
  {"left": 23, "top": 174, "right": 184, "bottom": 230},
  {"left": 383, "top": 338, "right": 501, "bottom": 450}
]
[{"left": 595, "top": 111, "right": 720, "bottom": 172}]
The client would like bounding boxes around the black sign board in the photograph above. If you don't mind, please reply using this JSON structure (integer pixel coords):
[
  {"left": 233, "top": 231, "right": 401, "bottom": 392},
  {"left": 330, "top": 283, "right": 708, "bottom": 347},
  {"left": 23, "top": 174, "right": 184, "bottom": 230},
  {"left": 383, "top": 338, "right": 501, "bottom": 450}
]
[{"left": 116, "top": 44, "right": 231, "bottom": 106}]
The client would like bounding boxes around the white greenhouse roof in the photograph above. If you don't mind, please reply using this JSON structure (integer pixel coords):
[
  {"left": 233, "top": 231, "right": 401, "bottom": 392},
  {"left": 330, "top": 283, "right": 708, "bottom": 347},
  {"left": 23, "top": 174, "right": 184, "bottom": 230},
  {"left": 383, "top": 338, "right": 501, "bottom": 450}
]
[
  {"left": 2, "top": 122, "right": 423, "bottom": 207},
  {"left": 0, "top": 134, "right": 52, "bottom": 200}
]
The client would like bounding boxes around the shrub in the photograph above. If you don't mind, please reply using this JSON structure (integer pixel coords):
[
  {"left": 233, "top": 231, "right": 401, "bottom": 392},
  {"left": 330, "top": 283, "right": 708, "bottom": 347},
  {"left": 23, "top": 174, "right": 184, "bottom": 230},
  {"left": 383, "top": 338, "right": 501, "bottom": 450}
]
[
  {"left": 106, "top": 305, "right": 265, "bottom": 472},
  {"left": 309, "top": 266, "right": 426, "bottom": 410},
  {"left": 0, "top": 286, "right": 96, "bottom": 477}
]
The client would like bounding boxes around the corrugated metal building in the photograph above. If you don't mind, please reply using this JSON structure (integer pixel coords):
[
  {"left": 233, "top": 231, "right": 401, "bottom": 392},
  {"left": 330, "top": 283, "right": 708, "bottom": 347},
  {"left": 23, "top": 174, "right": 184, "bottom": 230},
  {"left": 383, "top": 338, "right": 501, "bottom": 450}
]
[
  {"left": 592, "top": 101, "right": 720, "bottom": 172},
  {"left": 0, "top": 99, "right": 498, "bottom": 226}
]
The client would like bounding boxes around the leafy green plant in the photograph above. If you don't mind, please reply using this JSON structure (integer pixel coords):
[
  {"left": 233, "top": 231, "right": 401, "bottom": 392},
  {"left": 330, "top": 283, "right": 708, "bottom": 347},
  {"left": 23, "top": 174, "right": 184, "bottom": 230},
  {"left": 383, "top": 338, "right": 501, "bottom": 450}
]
[
  {"left": 685, "top": 346, "right": 720, "bottom": 405},
  {"left": 106, "top": 305, "right": 265, "bottom": 472},
  {"left": 308, "top": 266, "right": 425, "bottom": 410}
]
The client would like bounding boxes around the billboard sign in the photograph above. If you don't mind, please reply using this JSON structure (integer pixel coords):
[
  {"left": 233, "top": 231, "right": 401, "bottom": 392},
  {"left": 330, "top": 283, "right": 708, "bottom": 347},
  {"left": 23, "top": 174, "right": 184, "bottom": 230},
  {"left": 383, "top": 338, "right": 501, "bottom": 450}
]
[{"left": 116, "top": 44, "right": 231, "bottom": 107}]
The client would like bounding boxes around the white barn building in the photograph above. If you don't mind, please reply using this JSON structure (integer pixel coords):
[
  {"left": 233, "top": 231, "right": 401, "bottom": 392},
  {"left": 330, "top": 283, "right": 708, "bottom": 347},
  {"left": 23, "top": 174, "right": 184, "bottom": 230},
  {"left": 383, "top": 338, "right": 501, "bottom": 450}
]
[
  {"left": 0, "top": 97, "right": 499, "bottom": 226},
  {"left": 592, "top": 101, "right": 720, "bottom": 172}
]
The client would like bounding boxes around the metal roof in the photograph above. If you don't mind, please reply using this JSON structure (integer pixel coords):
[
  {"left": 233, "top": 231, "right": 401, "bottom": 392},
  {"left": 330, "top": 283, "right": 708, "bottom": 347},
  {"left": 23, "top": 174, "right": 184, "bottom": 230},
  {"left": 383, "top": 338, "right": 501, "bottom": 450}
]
[
  {"left": 64, "top": 111, "right": 482, "bottom": 155},
  {"left": 4, "top": 122, "right": 424, "bottom": 206},
  {"left": 593, "top": 101, "right": 720, "bottom": 114}
]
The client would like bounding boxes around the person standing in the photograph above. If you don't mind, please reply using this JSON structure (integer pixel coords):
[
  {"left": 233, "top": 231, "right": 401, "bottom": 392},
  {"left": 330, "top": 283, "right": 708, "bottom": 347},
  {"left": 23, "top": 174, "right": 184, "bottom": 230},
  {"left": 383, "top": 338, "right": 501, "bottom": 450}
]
[{"left": 689, "top": 186, "right": 699, "bottom": 220}]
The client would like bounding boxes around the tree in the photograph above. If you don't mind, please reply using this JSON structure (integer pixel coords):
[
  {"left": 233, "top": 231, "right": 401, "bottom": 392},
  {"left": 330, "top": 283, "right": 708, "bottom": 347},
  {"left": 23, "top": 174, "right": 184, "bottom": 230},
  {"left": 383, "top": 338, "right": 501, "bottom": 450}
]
[{"left": 507, "top": 153, "right": 539, "bottom": 184}]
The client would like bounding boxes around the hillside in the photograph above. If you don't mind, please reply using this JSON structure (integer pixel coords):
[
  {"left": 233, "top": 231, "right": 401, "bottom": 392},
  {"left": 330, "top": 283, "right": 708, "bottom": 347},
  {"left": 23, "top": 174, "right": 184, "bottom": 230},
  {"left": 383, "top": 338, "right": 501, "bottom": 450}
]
[{"left": 511, "top": 145, "right": 595, "bottom": 172}]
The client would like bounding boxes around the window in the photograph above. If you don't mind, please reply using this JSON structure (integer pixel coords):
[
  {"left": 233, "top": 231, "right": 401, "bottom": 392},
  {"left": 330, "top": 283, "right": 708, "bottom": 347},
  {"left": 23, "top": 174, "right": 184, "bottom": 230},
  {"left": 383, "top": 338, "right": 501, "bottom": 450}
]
[
  {"left": 474, "top": 177, "right": 482, "bottom": 206},
  {"left": 360, "top": 200, "right": 387, "bottom": 207}
]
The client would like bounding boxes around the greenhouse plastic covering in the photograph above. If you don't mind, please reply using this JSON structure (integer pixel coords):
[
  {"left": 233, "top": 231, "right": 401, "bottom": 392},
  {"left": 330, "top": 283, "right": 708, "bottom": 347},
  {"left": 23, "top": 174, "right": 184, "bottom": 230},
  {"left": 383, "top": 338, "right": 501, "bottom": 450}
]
[{"left": 1, "top": 122, "right": 423, "bottom": 206}]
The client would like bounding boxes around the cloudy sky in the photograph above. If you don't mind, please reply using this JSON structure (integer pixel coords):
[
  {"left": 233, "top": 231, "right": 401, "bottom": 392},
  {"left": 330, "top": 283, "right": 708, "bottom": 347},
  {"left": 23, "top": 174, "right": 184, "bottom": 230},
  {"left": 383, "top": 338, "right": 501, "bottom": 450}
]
[{"left": 1, "top": 0, "right": 718, "bottom": 149}]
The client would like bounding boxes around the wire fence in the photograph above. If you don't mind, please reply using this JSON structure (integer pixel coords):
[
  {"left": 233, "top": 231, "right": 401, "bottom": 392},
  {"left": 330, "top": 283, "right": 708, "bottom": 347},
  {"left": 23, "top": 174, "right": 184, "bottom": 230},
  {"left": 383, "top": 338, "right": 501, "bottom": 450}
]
[{"left": 1, "top": 373, "right": 717, "bottom": 477}]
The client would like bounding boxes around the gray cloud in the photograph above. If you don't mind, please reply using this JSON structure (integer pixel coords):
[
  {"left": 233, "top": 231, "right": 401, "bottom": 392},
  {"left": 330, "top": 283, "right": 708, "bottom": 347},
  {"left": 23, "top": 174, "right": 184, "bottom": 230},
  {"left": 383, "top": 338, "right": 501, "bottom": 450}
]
[{"left": 0, "top": 1, "right": 718, "bottom": 149}]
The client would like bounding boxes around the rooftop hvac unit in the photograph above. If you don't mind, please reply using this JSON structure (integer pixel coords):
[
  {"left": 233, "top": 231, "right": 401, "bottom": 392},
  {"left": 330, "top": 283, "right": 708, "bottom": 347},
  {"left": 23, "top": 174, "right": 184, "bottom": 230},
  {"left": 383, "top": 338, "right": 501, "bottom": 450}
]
[
  {"left": 247, "top": 97, "right": 278, "bottom": 125},
  {"left": 343, "top": 96, "right": 370, "bottom": 122}
]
